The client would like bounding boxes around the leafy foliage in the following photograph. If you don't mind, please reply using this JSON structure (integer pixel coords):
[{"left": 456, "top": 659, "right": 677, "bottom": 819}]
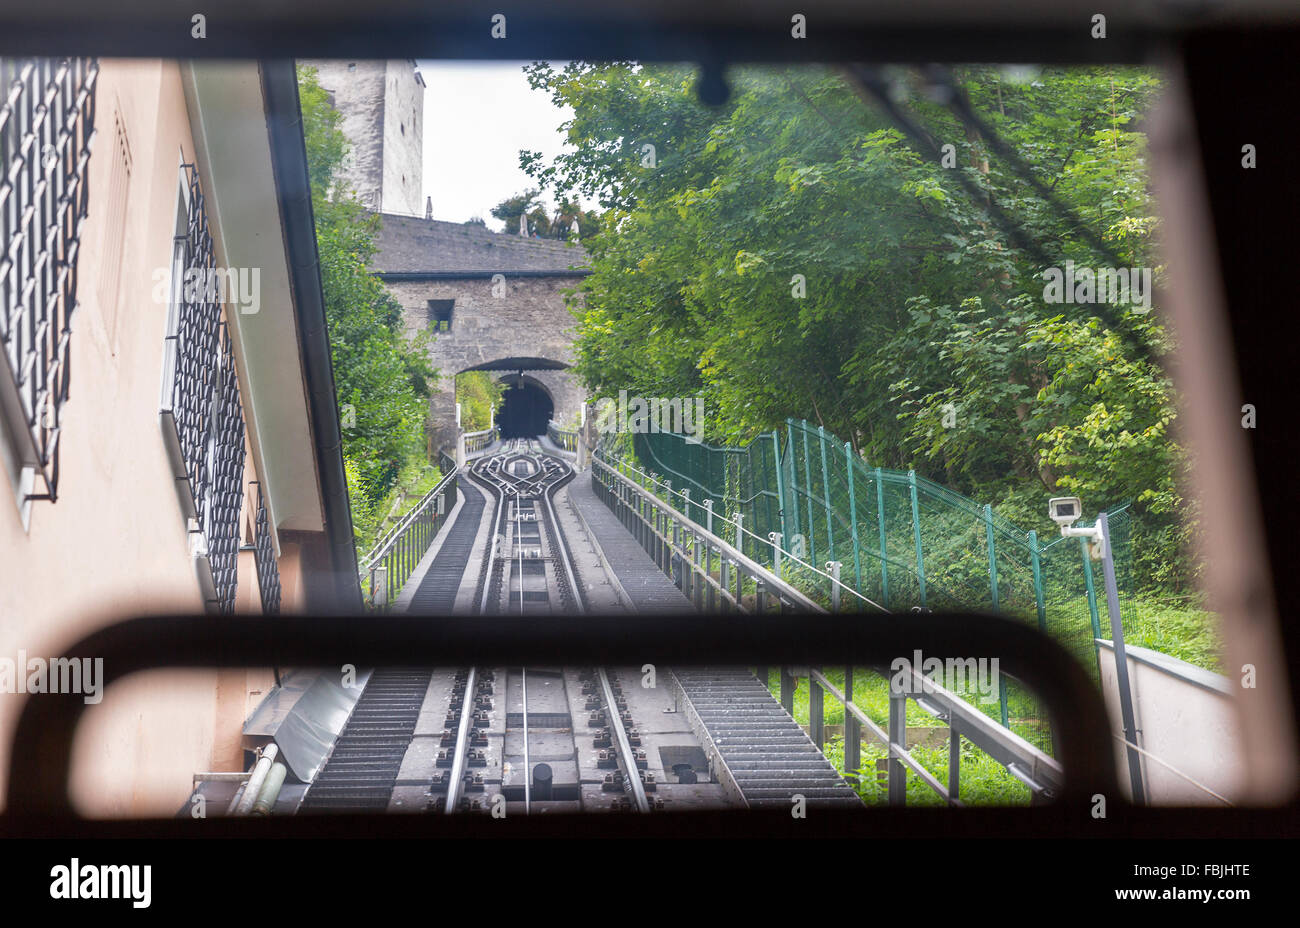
[
  {"left": 523, "top": 62, "right": 1195, "bottom": 593},
  {"left": 298, "top": 65, "right": 436, "bottom": 545},
  {"left": 456, "top": 372, "right": 505, "bottom": 432}
]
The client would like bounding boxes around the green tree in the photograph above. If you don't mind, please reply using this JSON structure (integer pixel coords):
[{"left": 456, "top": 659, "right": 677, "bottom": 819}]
[
  {"left": 298, "top": 65, "right": 437, "bottom": 544},
  {"left": 522, "top": 62, "right": 1193, "bottom": 592}
]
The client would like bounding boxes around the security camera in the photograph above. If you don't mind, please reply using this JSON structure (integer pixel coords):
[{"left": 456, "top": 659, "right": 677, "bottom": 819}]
[{"left": 1048, "top": 496, "right": 1083, "bottom": 529}]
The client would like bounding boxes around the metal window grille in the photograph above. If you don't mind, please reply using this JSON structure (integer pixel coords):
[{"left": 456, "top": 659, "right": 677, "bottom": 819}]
[
  {"left": 0, "top": 58, "right": 98, "bottom": 504},
  {"left": 160, "top": 163, "right": 247, "bottom": 615},
  {"left": 252, "top": 481, "right": 281, "bottom": 615}
]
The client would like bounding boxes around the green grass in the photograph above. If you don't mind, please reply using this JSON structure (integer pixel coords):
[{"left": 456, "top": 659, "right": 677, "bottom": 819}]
[
  {"left": 1122, "top": 597, "right": 1222, "bottom": 672},
  {"left": 762, "top": 667, "right": 1043, "bottom": 806},
  {"left": 356, "top": 460, "right": 444, "bottom": 562}
]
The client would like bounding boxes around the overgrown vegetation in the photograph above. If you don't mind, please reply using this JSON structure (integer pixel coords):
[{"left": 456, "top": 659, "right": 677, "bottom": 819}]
[
  {"left": 455, "top": 372, "right": 505, "bottom": 432},
  {"left": 523, "top": 63, "right": 1198, "bottom": 599},
  {"left": 299, "top": 65, "right": 437, "bottom": 549}
]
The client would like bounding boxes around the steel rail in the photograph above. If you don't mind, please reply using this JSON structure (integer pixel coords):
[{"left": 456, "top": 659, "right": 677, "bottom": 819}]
[
  {"left": 598, "top": 668, "right": 650, "bottom": 813},
  {"left": 443, "top": 666, "right": 478, "bottom": 815}
]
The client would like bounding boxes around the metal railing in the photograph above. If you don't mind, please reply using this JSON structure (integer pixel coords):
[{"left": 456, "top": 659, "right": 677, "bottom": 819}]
[
  {"left": 463, "top": 426, "right": 497, "bottom": 457},
  {"left": 155, "top": 162, "right": 248, "bottom": 614},
  {"left": 547, "top": 419, "right": 577, "bottom": 452},
  {"left": 360, "top": 464, "right": 458, "bottom": 609},
  {"left": 593, "top": 451, "right": 819, "bottom": 614},
  {"left": 592, "top": 449, "right": 1064, "bottom": 806},
  {"left": 0, "top": 57, "right": 98, "bottom": 504},
  {"left": 251, "top": 481, "right": 281, "bottom": 615}
]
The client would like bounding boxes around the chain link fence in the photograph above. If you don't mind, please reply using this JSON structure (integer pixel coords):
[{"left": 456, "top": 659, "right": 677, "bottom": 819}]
[{"left": 612, "top": 420, "right": 1137, "bottom": 746}]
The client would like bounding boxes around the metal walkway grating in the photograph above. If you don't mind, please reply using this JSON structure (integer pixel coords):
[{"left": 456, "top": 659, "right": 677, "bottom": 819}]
[
  {"left": 298, "top": 668, "right": 433, "bottom": 812},
  {"left": 673, "top": 669, "right": 863, "bottom": 809},
  {"left": 407, "top": 481, "right": 486, "bottom": 613}
]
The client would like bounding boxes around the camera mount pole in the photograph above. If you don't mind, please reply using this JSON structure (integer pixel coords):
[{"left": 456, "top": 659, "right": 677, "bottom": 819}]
[{"left": 1097, "top": 511, "right": 1146, "bottom": 806}]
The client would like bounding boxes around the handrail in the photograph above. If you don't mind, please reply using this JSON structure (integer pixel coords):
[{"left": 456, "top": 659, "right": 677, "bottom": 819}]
[
  {"left": 595, "top": 448, "right": 885, "bottom": 611},
  {"left": 547, "top": 420, "right": 578, "bottom": 452},
  {"left": 360, "top": 465, "right": 459, "bottom": 608},
  {"left": 593, "top": 452, "right": 820, "bottom": 612},
  {"left": 464, "top": 426, "right": 499, "bottom": 456},
  {"left": 593, "top": 450, "right": 1065, "bottom": 805}
]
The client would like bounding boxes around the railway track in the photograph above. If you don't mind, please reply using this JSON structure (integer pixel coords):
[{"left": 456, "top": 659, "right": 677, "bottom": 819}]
[
  {"left": 435, "top": 441, "right": 655, "bottom": 814},
  {"left": 300, "top": 440, "right": 858, "bottom": 816}
]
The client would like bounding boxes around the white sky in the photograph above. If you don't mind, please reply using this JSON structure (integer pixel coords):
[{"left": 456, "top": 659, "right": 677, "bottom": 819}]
[{"left": 417, "top": 61, "right": 580, "bottom": 230}]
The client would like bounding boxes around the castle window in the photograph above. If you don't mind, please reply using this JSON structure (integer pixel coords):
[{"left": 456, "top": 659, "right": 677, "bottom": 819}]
[{"left": 427, "top": 299, "right": 454, "bottom": 333}]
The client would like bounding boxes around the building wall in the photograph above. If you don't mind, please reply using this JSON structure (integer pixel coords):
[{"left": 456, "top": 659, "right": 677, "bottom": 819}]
[
  {"left": 310, "top": 60, "right": 387, "bottom": 210},
  {"left": 386, "top": 275, "right": 586, "bottom": 450},
  {"left": 381, "top": 61, "right": 424, "bottom": 216},
  {"left": 311, "top": 59, "right": 424, "bottom": 215},
  {"left": 0, "top": 59, "right": 293, "bottom": 816}
]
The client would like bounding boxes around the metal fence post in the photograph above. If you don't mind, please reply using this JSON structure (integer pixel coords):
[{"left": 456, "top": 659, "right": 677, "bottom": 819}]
[
  {"left": 772, "top": 430, "right": 788, "bottom": 548},
  {"left": 984, "top": 503, "right": 1009, "bottom": 727},
  {"left": 1029, "top": 529, "right": 1048, "bottom": 634},
  {"left": 818, "top": 426, "right": 835, "bottom": 562},
  {"left": 888, "top": 691, "right": 907, "bottom": 806},
  {"left": 1080, "top": 534, "right": 1106, "bottom": 680},
  {"left": 845, "top": 443, "right": 863, "bottom": 605},
  {"left": 948, "top": 728, "right": 961, "bottom": 800},
  {"left": 801, "top": 423, "right": 816, "bottom": 565},
  {"left": 875, "top": 467, "right": 889, "bottom": 606},
  {"left": 810, "top": 670, "right": 824, "bottom": 750},
  {"left": 827, "top": 560, "right": 842, "bottom": 613},
  {"left": 786, "top": 423, "right": 800, "bottom": 560},
  {"left": 768, "top": 532, "right": 783, "bottom": 578},
  {"left": 844, "top": 666, "right": 860, "bottom": 785},
  {"left": 1098, "top": 511, "right": 1146, "bottom": 805},
  {"left": 908, "top": 470, "right": 927, "bottom": 607},
  {"left": 780, "top": 666, "right": 794, "bottom": 715}
]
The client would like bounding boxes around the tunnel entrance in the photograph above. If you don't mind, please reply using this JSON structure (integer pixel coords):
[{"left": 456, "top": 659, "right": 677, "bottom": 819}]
[{"left": 497, "top": 379, "right": 554, "bottom": 438}]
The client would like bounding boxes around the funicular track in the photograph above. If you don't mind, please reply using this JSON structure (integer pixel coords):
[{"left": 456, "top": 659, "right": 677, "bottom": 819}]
[
  {"left": 300, "top": 440, "right": 859, "bottom": 816},
  {"left": 431, "top": 441, "right": 654, "bottom": 813}
]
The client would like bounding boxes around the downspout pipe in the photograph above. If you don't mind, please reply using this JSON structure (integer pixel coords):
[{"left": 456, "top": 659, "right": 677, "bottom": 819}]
[
  {"left": 259, "top": 60, "right": 362, "bottom": 613},
  {"left": 234, "top": 744, "right": 279, "bottom": 816}
]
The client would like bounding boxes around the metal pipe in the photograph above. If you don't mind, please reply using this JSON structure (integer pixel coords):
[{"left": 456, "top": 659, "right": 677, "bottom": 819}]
[
  {"left": 250, "top": 761, "right": 287, "bottom": 816},
  {"left": 1098, "top": 511, "right": 1147, "bottom": 805},
  {"left": 192, "top": 771, "right": 252, "bottom": 783},
  {"left": 234, "top": 743, "right": 278, "bottom": 816}
]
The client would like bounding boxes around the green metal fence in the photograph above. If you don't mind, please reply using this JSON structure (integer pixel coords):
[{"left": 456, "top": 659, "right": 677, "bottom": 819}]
[{"left": 614, "top": 420, "right": 1136, "bottom": 705}]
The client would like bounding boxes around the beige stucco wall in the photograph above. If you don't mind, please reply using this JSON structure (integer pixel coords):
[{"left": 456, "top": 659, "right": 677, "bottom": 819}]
[{"left": 0, "top": 60, "right": 286, "bottom": 817}]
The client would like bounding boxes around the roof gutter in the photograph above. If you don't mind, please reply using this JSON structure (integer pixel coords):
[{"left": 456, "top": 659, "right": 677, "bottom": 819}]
[{"left": 259, "top": 59, "right": 362, "bottom": 612}]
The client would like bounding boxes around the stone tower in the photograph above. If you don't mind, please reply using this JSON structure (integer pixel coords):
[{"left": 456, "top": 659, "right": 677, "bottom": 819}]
[{"left": 309, "top": 60, "right": 425, "bottom": 215}]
